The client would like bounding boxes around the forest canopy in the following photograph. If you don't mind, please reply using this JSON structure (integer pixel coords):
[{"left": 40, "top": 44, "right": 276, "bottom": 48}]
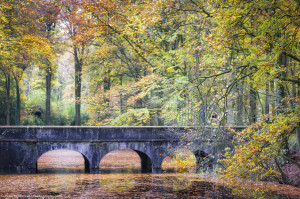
[{"left": 0, "top": 0, "right": 298, "bottom": 127}]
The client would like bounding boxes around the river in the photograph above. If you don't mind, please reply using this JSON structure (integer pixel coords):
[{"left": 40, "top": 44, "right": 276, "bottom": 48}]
[{"left": 1, "top": 173, "right": 300, "bottom": 198}]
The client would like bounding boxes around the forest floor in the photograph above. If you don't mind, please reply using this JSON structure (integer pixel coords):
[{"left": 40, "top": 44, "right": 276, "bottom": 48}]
[{"left": 282, "top": 148, "right": 300, "bottom": 187}]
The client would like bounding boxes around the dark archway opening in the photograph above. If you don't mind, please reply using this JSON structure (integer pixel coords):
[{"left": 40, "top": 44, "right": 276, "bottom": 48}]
[
  {"left": 83, "top": 155, "right": 90, "bottom": 173},
  {"left": 37, "top": 149, "right": 89, "bottom": 173},
  {"left": 134, "top": 150, "right": 152, "bottom": 173},
  {"left": 99, "top": 149, "right": 152, "bottom": 173},
  {"left": 194, "top": 150, "right": 214, "bottom": 172}
]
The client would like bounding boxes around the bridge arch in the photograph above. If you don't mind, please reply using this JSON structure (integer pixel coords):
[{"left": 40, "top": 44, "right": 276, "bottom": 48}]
[
  {"left": 99, "top": 147, "right": 152, "bottom": 173},
  {"left": 35, "top": 144, "right": 92, "bottom": 173},
  {"left": 161, "top": 148, "right": 197, "bottom": 172}
]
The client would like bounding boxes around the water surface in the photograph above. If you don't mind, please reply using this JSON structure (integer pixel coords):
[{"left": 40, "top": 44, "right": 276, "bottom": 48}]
[{"left": 1, "top": 173, "right": 299, "bottom": 198}]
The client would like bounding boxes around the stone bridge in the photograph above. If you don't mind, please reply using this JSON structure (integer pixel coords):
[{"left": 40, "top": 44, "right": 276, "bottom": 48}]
[{"left": 0, "top": 126, "right": 243, "bottom": 174}]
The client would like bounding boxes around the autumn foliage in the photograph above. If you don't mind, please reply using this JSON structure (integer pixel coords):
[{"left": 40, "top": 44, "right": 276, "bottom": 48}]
[{"left": 219, "top": 102, "right": 300, "bottom": 184}]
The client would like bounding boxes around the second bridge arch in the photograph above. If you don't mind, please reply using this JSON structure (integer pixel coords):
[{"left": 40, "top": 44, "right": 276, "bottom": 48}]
[{"left": 99, "top": 149, "right": 152, "bottom": 173}]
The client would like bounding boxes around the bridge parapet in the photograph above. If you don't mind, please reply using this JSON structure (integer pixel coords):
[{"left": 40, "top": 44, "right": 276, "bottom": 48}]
[
  {"left": 0, "top": 126, "right": 187, "bottom": 142},
  {"left": 0, "top": 126, "right": 245, "bottom": 141}
]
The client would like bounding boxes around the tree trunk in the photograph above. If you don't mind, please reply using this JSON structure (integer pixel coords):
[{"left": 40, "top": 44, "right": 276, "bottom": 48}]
[
  {"left": 278, "top": 54, "right": 289, "bottom": 154},
  {"left": 276, "top": 54, "right": 287, "bottom": 113},
  {"left": 119, "top": 75, "right": 125, "bottom": 114},
  {"left": 227, "top": 98, "right": 234, "bottom": 125},
  {"left": 270, "top": 80, "right": 275, "bottom": 114},
  {"left": 74, "top": 47, "right": 82, "bottom": 126},
  {"left": 104, "top": 70, "right": 111, "bottom": 91},
  {"left": 6, "top": 73, "right": 10, "bottom": 125},
  {"left": 249, "top": 84, "right": 257, "bottom": 123},
  {"left": 14, "top": 76, "right": 20, "bottom": 125},
  {"left": 25, "top": 70, "right": 31, "bottom": 97},
  {"left": 265, "top": 82, "right": 270, "bottom": 115},
  {"left": 45, "top": 68, "right": 52, "bottom": 125},
  {"left": 292, "top": 64, "right": 297, "bottom": 98},
  {"left": 297, "top": 82, "right": 300, "bottom": 146},
  {"left": 236, "top": 81, "right": 244, "bottom": 126}
]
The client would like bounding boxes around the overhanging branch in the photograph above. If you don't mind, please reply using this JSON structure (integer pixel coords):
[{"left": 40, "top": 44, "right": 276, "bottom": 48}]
[{"left": 283, "top": 53, "right": 300, "bottom": 63}]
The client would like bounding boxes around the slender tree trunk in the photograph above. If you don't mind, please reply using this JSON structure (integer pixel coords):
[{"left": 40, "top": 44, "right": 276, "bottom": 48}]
[
  {"left": 276, "top": 54, "right": 287, "bottom": 113},
  {"left": 104, "top": 69, "right": 111, "bottom": 91},
  {"left": 45, "top": 68, "right": 52, "bottom": 125},
  {"left": 278, "top": 54, "right": 289, "bottom": 154},
  {"left": 14, "top": 76, "right": 20, "bottom": 125},
  {"left": 227, "top": 97, "right": 234, "bottom": 125},
  {"left": 6, "top": 73, "right": 10, "bottom": 125},
  {"left": 249, "top": 83, "right": 257, "bottom": 123},
  {"left": 74, "top": 47, "right": 82, "bottom": 126},
  {"left": 297, "top": 82, "right": 300, "bottom": 146},
  {"left": 236, "top": 81, "right": 244, "bottom": 126},
  {"left": 292, "top": 65, "right": 297, "bottom": 98},
  {"left": 45, "top": 27, "right": 54, "bottom": 125},
  {"left": 119, "top": 75, "right": 125, "bottom": 114},
  {"left": 270, "top": 80, "right": 275, "bottom": 114},
  {"left": 104, "top": 69, "right": 111, "bottom": 119},
  {"left": 25, "top": 70, "right": 31, "bottom": 97},
  {"left": 265, "top": 82, "right": 270, "bottom": 115}
]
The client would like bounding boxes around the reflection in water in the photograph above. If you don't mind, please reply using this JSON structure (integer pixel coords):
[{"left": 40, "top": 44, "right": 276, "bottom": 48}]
[
  {"left": 99, "top": 174, "right": 136, "bottom": 192},
  {"left": 162, "top": 175, "right": 193, "bottom": 191},
  {"left": 0, "top": 174, "right": 299, "bottom": 198},
  {"left": 98, "top": 174, "right": 152, "bottom": 198},
  {"left": 99, "top": 168, "right": 142, "bottom": 174}
]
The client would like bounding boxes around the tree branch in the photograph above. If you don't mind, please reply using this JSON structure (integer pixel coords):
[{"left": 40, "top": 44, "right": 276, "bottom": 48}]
[
  {"left": 94, "top": 15, "right": 154, "bottom": 68},
  {"left": 283, "top": 155, "right": 300, "bottom": 169},
  {"left": 279, "top": 77, "right": 300, "bottom": 84},
  {"left": 189, "top": 0, "right": 211, "bottom": 17},
  {"left": 283, "top": 53, "right": 300, "bottom": 63}
]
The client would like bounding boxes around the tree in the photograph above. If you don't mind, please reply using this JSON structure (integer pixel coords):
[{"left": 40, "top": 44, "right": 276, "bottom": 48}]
[
  {"left": 105, "top": 0, "right": 300, "bottom": 184},
  {"left": 60, "top": 0, "right": 94, "bottom": 126},
  {"left": 0, "top": 0, "right": 56, "bottom": 125},
  {"left": 38, "top": 0, "right": 60, "bottom": 125},
  {"left": 206, "top": 0, "right": 300, "bottom": 185}
]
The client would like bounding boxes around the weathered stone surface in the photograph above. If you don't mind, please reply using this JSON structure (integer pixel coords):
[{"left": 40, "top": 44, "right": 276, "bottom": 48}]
[{"left": 0, "top": 126, "right": 184, "bottom": 174}]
